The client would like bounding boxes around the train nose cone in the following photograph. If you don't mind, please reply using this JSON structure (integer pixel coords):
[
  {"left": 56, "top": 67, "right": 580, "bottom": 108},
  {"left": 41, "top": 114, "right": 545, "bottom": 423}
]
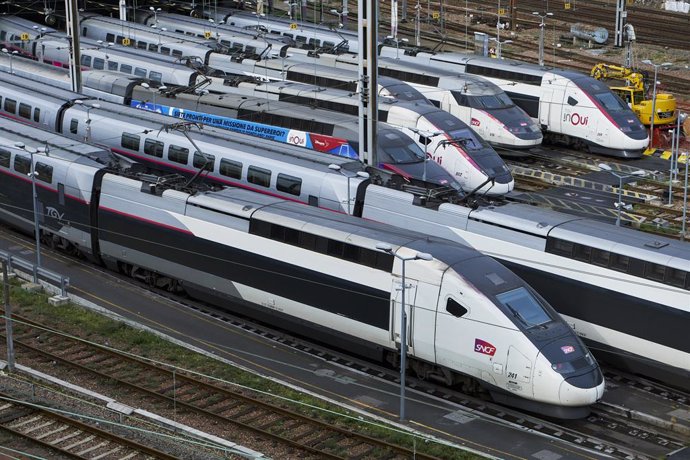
[{"left": 559, "top": 368, "right": 605, "bottom": 406}]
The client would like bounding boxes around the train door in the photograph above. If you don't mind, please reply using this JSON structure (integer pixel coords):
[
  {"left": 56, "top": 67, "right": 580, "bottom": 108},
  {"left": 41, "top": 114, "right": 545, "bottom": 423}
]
[
  {"left": 391, "top": 278, "right": 419, "bottom": 356},
  {"left": 505, "top": 346, "right": 534, "bottom": 396}
]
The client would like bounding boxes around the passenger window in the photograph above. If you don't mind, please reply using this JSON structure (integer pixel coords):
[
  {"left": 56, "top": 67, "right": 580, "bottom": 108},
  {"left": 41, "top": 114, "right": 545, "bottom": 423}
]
[
  {"left": 446, "top": 298, "right": 468, "bottom": 318},
  {"left": 276, "top": 173, "right": 302, "bottom": 196},
  {"left": 567, "top": 96, "right": 578, "bottom": 106},
  {"left": 665, "top": 268, "right": 686, "bottom": 288},
  {"left": 248, "top": 166, "right": 271, "bottom": 187},
  {"left": 106, "top": 33, "right": 115, "bottom": 42},
  {"left": 609, "top": 253, "right": 630, "bottom": 272},
  {"left": 35, "top": 162, "right": 53, "bottom": 183},
  {"left": 33, "top": 107, "right": 40, "bottom": 122},
  {"left": 92, "top": 58, "right": 105, "bottom": 70},
  {"left": 591, "top": 249, "right": 610, "bottom": 267},
  {"left": 121, "top": 133, "right": 140, "bottom": 150},
  {"left": 547, "top": 238, "right": 574, "bottom": 257},
  {"left": 644, "top": 262, "right": 666, "bottom": 282},
  {"left": 137, "top": 41, "right": 148, "bottom": 49},
  {"left": 149, "top": 71, "right": 163, "bottom": 83},
  {"left": 168, "top": 145, "right": 189, "bottom": 164},
  {"left": 81, "top": 55, "right": 91, "bottom": 66},
  {"left": 327, "top": 239, "right": 344, "bottom": 257},
  {"left": 108, "top": 60, "right": 118, "bottom": 71},
  {"left": 573, "top": 244, "right": 592, "bottom": 262},
  {"left": 18, "top": 102, "right": 31, "bottom": 119},
  {"left": 160, "top": 46, "right": 171, "bottom": 55},
  {"left": 148, "top": 43, "right": 157, "bottom": 51},
  {"left": 0, "top": 148, "right": 10, "bottom": 167},
  {"left": 134, "top": 67, "right": 147, "bottom": 78},
  {"left": 4, "top": 98, "right": 16, "bottom": 113},
  {"left": 144, "top": 139, "right": 164, "bottom": 158},
  {"left": 219, "top": 158, "right": 242, "bottom": 178},
  {"left": 193, "top": 151, "right": 215, "bottom": 170},
  {"left": 13, "top": 155, "right": 31, "bottom": 175},
  {"left": 120, "top": 64, "right": 133, "bottom": 74},
  {"left": 343, "top": 244, "right": 360, "bottom": 261},
  {"left": 172, "top": 49, "right": 183, "bottom": 58},
  {"left": 70, "top": 119, "right": 78, "bottom": 134}
]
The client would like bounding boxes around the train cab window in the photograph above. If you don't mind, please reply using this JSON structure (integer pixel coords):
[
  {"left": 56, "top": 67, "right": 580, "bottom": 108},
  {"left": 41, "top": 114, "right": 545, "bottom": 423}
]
[
  {"left": 644, "top": 262, "right": 666, "bottom": 282},
  {"left": 33, "top": 108, "right": 40, "bottom": 122},
  {"left": 92, "top": 58, "right": 105, "bottom": 70},
  {"left": 567, "top": 96, "right": 578, "bottom": 106},
  {"left": 573, "top": 244, "right": 592, "bottom": 262},
  {"left": 247, "top": 166, "right": 271, "bottom": 187},
  {"left": 81, "top": 55, "right": 91, "bottom": 67},
  {"left": 4, "top": 98, "right": 16, "bottom": 113},
  {"left": 219, "top": 158, "right": 242, "bottom": 179},
  {"left": 168, "top": 145, "right": 189, "bottom": 164},
  {"left": 665, "top": 268, "right": 687, "bottom": 289},
  {"left": 134, "top": 67, "right": 147, "bottom": 78},
  {"left": 13, "top": 156, "right": 30, "bottom": 175},
  {"left": 446, "top": 298, "right": 468, "bottom": 318},
  {"left": 120, "top": 64, "right": 133, "bottom": 74},
  {"left": 149, "top": 71, "right": 163, "bottom": 83},
  {"left": 108, "top": 61, "right": 118, "bottom": 71},
  {"left": 121, "top": 133, "right": 141, "bottom": 151},
  {"left": 546, "top": 238, "right": 574, "bottom": 257},
  {"left": 193, "top": 151, "right": 215, "bottom": 170},
  {"left": 276, "top": 173, "right": 302, "bottom": 196},
  {"left": 609, "top": 253, "right": 630, "bottom": 272},
  {"left": 18, "top": 103, "right": 31, "bottom": 119},
  {"left": 35, "top": 162, "right": 53, "bottom": 183},
  {"left": 0, "top": 148, "right": 10, "bottom": 168},
  {"left": 70, "top": 119, "right": 78, "bottom": 134},
  {"left": 591, "top": 249, "right": 610, "bottom": 267},
  {"left": 496, "top": 287, "right": 551, "bottom": 328},
  {"left": 144, "top": 139, "right": 164, "bottom": 158}
]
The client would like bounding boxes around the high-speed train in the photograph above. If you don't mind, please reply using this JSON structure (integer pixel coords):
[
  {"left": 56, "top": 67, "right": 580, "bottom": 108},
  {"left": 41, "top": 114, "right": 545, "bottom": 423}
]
[
  {"left": 359, "top": 186, "right": 690, "bottom": 391},
  {"left": 282, "top": 50, "right": 543, "bottom": 150},
  {"left": 0, "top": 117, "right": 605, "bottom": 418},
  {"left": 226, "top": 78, "right": 513, "bottom": 194},
  {"left": 142, "top": 10, "right": 359, "bottom": 53},
  {"left": 80, "top": 13, "right": 276, "bottom": 61},
  {"left": 0, "top": 72, "right": 462, "bottom": 210},
  {"left": 378, "top": 48, "right": 649, "bottom": 158}
]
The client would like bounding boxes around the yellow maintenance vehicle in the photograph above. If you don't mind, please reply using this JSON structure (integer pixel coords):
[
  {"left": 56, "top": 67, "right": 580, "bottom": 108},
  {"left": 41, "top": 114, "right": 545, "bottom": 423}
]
[{"left": 590, "top": 63, "right": 677, "bottom": 126}]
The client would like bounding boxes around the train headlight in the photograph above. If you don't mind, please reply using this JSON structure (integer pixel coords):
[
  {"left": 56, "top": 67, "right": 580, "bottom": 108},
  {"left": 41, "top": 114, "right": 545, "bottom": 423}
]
[{"left": 551, "top": 353, "right": 596, "bottom": 374}]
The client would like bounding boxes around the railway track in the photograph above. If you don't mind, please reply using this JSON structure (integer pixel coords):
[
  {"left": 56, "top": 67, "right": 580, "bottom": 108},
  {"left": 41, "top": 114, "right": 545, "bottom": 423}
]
[
  {"left": 0, "top": 389, "right": 178, "bottom": 459},
  {"left": 0, "top": 312, "right": 444, "bottom": 460}
]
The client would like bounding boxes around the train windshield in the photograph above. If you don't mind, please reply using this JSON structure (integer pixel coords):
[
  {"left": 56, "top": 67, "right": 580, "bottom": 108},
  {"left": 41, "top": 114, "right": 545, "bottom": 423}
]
[
  {"left": 376, "top": 130, "right": 426, "bottom": 164},
  {"left": 463, "top": 93, "right": 515, "bottom": 109},
  {"left": 447, "top": 128, "right": 488, "bottom": 151},
  {"left": 593, "top": 91, "right": 628, "bottom": 112},
  {"left": 382, "top": 82, "right": 428, "bottom": 102},
  {"left": 496, "top": 287, "right": 552, "bottom": 328}
]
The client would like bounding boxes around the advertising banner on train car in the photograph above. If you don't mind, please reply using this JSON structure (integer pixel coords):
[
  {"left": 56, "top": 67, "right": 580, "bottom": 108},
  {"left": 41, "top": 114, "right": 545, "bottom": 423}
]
[{"left": 131, "top": 100, "right": 358, "bottom": 159}]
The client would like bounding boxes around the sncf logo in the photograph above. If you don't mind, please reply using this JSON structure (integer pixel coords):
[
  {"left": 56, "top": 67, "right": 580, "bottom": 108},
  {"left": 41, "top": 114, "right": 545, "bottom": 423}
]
[{"left": 474, "top": 338, "right": 496, "bottom": 356}]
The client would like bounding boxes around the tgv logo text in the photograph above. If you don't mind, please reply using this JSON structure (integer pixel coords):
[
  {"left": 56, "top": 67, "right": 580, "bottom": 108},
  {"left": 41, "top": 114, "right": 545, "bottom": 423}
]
[{"left": 474, "top": 338, "right": 496, "bottom": 356}]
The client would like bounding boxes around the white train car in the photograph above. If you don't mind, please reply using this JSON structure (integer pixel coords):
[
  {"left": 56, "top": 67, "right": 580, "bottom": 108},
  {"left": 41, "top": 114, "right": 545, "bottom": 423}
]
[{"left": 378, "top": 48, "right": 649, "bottom": 158}]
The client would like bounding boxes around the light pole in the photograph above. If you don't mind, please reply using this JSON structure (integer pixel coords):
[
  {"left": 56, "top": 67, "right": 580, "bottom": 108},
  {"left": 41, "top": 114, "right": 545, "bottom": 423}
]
[
  {"left": 490, "top": 37, "right": 512, "bottom": 59},
  {"left": 74, "top": 100, "right": 101, "bottom": 142},
  {"left": 1, "top": 48, "right": 18, "bottom": 74},
  {"left": 149, "top": 6, "right": 161, "bottom": 26},
  {"left": 375, "top": 243, "right": 432, "bottom": 422},
  {"left": 14, "top": 142, "right": 42, "bottom": 283},
  {"left": 641, "top": 59, "right": 672, "bottom": 150},
  {"left": 599, "top": 163, "right": 647, "bottom": 226},
  {"left": 532, "top": 11, "right": 553, "bottom": 67},
  {"left": 328, "top": 164, "right": 369, "bottom": 214}
]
